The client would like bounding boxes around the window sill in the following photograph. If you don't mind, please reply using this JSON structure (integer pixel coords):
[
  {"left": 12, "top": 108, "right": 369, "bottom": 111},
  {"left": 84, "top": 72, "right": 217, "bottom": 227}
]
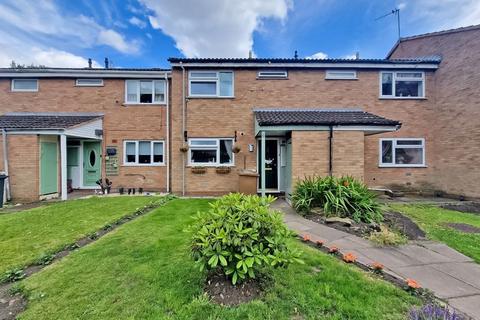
[
  {"left": 122, "top": 163, "right": 166, "bottom": 167},
  {"left": 378, "top": 165, "right": 427, "bottom": 168},
  {"left": 187, "top": 96, "right": 235, "bottom": 99},
  {"left": 11, "top": 90, "right": 38, "bottom": 93},
  {"left": 379, "top": 97, "right": 427, "bottom": 100},
  {"left": 256, "top": 77, "right": 289, "bottom": 80},
  {"left": 325, "top": 78, "right": 358, "bottom": 80},
  {"left": 123, "top": 103, "right": 166, "bottom": 106},
  {"left": 187, "top": 164, "right": 235, "bottom": 168}
]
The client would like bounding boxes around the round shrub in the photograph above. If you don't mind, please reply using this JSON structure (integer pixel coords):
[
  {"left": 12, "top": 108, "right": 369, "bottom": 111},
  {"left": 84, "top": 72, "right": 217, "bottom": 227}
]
[
  {"left": 190, "top": 193, "right": 302, "bottom": 285},
  {"left": 291, "top": 176, "right": 383, "bottom": 223}
]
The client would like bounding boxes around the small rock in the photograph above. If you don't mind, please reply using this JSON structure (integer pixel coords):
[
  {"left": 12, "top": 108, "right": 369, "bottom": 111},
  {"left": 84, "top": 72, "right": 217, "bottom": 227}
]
[
  {"left": 368, "top": 223, "right": 381, "bottom": 232},
  {"left": 310, "top": 207, "right": 323, "bottom": 215},
  {"left": 325, "top": 217, "right": 354, "bottom": 226}
]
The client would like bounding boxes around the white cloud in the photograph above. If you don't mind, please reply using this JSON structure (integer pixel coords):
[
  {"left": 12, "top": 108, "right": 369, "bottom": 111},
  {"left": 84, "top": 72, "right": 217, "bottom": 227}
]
[
  {"left": 129, "top": 16, "right": 147, "bottom": 29},
  {"left": 306, "top": 51, "right": 328, "bottom": 59},
  {"left": 0, "top": 0, "right": 139, "bottom": 67},
  {"left": 142, "top": 0, "right": 292, "bottom": 57},
  {"left": 343, "top": 53, "right": 357, "bottom": 59}
]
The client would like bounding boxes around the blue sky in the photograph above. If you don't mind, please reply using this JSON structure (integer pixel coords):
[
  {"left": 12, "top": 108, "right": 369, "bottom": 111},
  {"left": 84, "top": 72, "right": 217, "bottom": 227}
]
[{"left": 0, "top": 0, "right": 479, "bottom": 68}]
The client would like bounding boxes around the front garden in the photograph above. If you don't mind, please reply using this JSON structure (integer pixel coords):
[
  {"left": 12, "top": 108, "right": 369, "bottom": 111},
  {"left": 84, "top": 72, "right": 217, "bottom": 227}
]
[{"left": 7, "top": 198, "right": 421, "bottom": 319}]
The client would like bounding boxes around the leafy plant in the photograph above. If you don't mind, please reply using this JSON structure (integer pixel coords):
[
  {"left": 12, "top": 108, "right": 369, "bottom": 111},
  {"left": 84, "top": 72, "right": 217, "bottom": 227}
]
[
  {"left": 409, "top": 303, "right": 463, "bottom": 320},
  {"left": 1, "top": 267, "right": 25, "bottom": 283},
  {"left": 190, "top": 193, "right": 302, "bottom": 285},
  {"left": 35, "top": 253, "right": 55, "bottom": 266},
  {"left": 291, "top": 176, "right": 383, "bottom": 223},
  {"left": 368, "top": 225, "right": 408, "bottom": 246}
]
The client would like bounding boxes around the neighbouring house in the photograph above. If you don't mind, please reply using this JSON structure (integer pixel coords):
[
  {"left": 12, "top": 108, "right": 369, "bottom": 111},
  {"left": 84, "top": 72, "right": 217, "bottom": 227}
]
[
  {"left": 0, "top": 68, "right": 170, "bottom": 202},
  {"left": 0, "top": 24, "right": 478, "bottom": 203}
]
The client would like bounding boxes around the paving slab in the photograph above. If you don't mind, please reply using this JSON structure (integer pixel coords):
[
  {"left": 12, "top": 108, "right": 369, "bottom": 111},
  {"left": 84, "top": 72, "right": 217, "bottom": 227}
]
[
  {"left": 431, "top": 262, "right": 480, "bottom": 290},
  {"left": 328, "top": 236, "right": 373, "bottom": 250},
  {"left": 394, "top": 265, "right": 480, "bottom": 299},
  {"left": 307, "top": 223, "right": 350, "bottom": 241},
  {"left": 394, "top": 244, "right": 456, "bottom": 264},
  {"left": 356, "top": 247, "right": 423, "bottom": 268},
  {"left": 417, "top": 241, "right": 474, "bottom": 262},
  {"left": 448, "top": 295, "right": 480, "bottom": 320},
  {"left": 286, "top": 220, "right": 313, "bottom": 232}
]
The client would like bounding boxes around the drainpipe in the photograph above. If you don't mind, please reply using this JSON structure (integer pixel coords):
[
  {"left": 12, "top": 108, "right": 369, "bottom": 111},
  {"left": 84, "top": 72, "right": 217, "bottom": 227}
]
[
  {"left": 328, "top": 126, "right": 333, "bottom": 177},
  {"left": 2, "top": 129, "right": 11, "bottom": 201},
  {"left": 181, "top": 62, "right": 186, "bottom": 196},
  {"left": 164, "top": 72, "right": 170, "bottom": 193}
]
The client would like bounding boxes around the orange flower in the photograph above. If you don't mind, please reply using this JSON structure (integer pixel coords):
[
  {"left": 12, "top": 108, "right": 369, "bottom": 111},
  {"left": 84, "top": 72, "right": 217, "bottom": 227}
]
[
  {"left": 343, "top": 180, "right": 350, "bottom": 187},
  {"left": 316, "top": 240, "right": 324, "bottom": 247},
  {"left": 370, "top": 262, "right": 384, "bottom": 271},
  {"left": 328, "top": 246, "right": 339, "bottom": 254},
  {"left": 343, "top": 252, "right": 357, "bottom": 263},
  {"left": 302, "top": 234, "right": 311, "bottom": 242},
  {"left": 406, "top": 278, "right": 421, "bottom": 289}
]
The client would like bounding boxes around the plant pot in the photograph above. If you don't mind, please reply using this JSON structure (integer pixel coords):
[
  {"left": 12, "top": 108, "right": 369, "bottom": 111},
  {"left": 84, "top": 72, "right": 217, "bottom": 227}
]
[
  {"left": 232, "top": 145, "right": 241, "bottom": 154},
  {"left": 180, "top": 145, "right": 189, "bottom": 153},
  {"left": 191, "top": 167, "right": 206, "bottom": 174},
  {"left": 216, "top": 167, "right": 231, "bottom": 174}
]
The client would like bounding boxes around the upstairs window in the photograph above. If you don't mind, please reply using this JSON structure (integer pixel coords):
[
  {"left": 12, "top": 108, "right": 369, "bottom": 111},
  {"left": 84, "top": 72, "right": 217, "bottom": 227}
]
[
  {"left": 125, "top": 80, "right": 166, "bottom": 104},
  {"left": 188, "top": 138, "right": 234, "bottom": 166},
  {"left": 189, "top": 71, "right": 234, "bottom": 97},
  {"left": 257, "top": 70, "right": 288, "bottom": 79},
  {"left": 124, "top": 140, "right": 164, "bottom": 165},
  {"left": 11, "top": 79, "right": 38, "bottom": 92},
  {"left": 325, "top": 70, "right": 357, "bottom": 80},
  {"left": 380, "top": 71, "right": 425, "bottom": 98},
  {"left": 76, "top": 79, "right": 104, "bottom": 86},
  {"left": 380, "top": 138, "right": 425, "bottom": 167}
]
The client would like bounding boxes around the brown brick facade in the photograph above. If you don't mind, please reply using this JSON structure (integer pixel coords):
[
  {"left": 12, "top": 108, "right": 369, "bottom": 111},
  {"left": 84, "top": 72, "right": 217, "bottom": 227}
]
[{"left": 389, "top": 27, "right": 480, "bottom": 198}]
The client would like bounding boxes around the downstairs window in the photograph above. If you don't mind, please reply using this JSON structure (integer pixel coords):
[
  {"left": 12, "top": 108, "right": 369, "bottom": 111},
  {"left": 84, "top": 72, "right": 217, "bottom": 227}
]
[
  {"left": 124, "top": 140, "right": 164, "bottom": 165},
  {"left": 188, "top": 138, "right": 234, "bottom": 166},
  {"left": 380, "top": 138, "right": 425, "bottom": 167}
]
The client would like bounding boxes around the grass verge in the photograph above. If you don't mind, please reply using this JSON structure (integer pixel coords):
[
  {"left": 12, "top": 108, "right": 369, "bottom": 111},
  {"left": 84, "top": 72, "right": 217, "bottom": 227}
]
[
  {"left": 390, "top": 204, "right": 480, "bottom": 263},
  {"left": 0, "top": 196, "right": 161, "bottom": 276},
  {"left": 18, "top": 199, "right": 418, "bottom": 320}
]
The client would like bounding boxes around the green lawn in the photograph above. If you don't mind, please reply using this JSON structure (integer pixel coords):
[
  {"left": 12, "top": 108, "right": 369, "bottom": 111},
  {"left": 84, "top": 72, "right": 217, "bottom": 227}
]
[
  {"left": 18, "top": 199, "right": 418, "bottom": 320},
  {"left": 0, "top": 196, "right": 160, "bottom": 275},
  {"left": 390, "top": 204, "right": 480, "bottom": 263}
]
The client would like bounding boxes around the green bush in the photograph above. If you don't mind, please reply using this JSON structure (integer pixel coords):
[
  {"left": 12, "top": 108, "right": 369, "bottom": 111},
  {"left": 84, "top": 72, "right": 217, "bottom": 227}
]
[
  {"left": 190, "top": 193, "right": 302, "bottom": 285},
  {"left": 291, "top": 176, "right": 383, "bottom": 223}
]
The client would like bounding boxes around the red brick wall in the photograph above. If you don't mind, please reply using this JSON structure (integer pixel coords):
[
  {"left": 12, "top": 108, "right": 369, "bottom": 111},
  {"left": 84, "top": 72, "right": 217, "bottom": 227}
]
[
  {"left": 0, "top": 78, "right": 169, "bottom": 200},
  {"left": 389, "top": 27, "right": 480, "bottom": 197},
  {"left": 170, "top": 68, "right": 435, "bottom": 195}
]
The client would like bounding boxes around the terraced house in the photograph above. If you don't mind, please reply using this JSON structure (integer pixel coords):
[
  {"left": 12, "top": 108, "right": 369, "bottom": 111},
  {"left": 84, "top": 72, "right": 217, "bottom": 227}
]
[{"left": 0, "top": 25, "right": 478, "bottom": 203}]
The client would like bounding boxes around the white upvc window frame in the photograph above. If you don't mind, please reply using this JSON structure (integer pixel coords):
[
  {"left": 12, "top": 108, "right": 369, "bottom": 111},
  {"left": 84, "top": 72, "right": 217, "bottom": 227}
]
[
  {"left": 257, "top": 70, "right": 288, "bottom": 79},
  {"left": 75, "top": 78, "right": 104, "bottom": 87},
  {"left": 11, "top": 79, "right": 38, "bottom": 92},
  {"left": 188, "top": 71, "right": 234, "bottom": 98},
  {"left": 124, "top": 79, "right": 166, "bottom": 105},
  {"left": 188, "top": 138, "right": 235, "bottom": 166},
  {"left": 325, "top": 70, "right": 357, "bottom": 80},
  {"left": 379, "top": 71, "right": 425, "bottom": 99},
  {"left": 379, "top": 138, "right": 426, "bottom": 168},
  {"left": 123, "top": 140, "right": 165, "bottom": 166}
]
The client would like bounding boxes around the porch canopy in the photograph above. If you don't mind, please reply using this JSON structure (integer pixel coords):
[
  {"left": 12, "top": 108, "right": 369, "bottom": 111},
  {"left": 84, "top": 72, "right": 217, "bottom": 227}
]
[
  {"left": 0, "top": 112, "right": 103, "bottom": 200},
  {"left": 254, "top": 108, "right": 401, "bottom": 196}
]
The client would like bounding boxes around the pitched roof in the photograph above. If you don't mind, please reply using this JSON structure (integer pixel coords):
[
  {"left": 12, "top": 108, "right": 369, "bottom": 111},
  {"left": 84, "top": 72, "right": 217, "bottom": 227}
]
[
  {"left": 0, "top": 113, "right": 103, "bottom": 130},
  {"left": 386, "top": 24, "right": 480, "bottom": 58},
  {"left": 169, "top": 57, "right": 441, "bottom": 65},
  {"left": 254, "top": 109, "right": 401, "bottom": 127}
]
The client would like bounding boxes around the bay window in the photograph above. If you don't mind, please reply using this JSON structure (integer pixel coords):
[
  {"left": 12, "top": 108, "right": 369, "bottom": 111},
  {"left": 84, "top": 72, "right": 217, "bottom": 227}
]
[
  {"left": 124, "top": 140, "right": 164, "bottom": 165},
  {"left": 188, "top": 138, "right": 234, "bottom": 166},
  {"left": 125, "top": 80, "right": 166, "bottom": 104},
  {"left": 189, "top": 71, "right": 234, "bottom": 97},
  {"left": 380, "top": 71, "right": 425, "bottom": 98},
  {"left": 380, "top": 138, "right": 425, "bottom": 167}
]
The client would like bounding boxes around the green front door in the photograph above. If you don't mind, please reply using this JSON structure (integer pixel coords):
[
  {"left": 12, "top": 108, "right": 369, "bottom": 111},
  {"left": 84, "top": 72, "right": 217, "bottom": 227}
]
[
  {"left": 40, "top": 142, "right": 58, "bottom": 195},
  {"left": 83, "top": 141, "right": 101, "bottom": 187}
]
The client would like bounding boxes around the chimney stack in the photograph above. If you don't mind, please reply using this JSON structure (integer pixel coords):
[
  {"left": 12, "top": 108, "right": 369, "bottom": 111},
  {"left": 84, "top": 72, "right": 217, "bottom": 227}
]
[
  {"left": 104, "top": 57, "right": 109, "bottom": 69},
  {"left": 88, "top": 58, "right": 92, "bottom": 68},
  {"left": 294, "top": 50, "right": 298, "bottom": 59},
  {"left": 248, "top": 50, "right": 253, "bottom": 59},
  {"left": 355, "top": 52, "right": 360, "bottom": 60}
]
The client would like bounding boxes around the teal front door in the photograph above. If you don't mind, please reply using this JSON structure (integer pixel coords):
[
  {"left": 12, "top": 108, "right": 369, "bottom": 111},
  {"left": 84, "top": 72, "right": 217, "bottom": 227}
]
[
  {"left": 83, "top": 141, "right": 101, "bottom": 187},
  {"left": 40, "top": 142, "right": 58, "bottom": 195}
]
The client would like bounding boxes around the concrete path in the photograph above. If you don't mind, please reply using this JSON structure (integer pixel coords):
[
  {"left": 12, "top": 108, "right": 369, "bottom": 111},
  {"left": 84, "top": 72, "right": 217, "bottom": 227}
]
[{"left": 272, "top": 200, "right": 480, "bottom": 320}]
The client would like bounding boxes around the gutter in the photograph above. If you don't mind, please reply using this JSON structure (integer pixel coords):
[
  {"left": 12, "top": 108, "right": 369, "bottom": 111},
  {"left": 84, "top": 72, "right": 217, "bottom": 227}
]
[
  {"left": 328, "top": 126, "right": 333, "bottom": 176},
  {"left": 165, "top": 73, "right": 170, "bottom": 193},
  {"left": 181, "top": 62, "right": 186, "bottom": 196},
  {"left": 2, "top": 129, "right": 11, "bottom": 201}
]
